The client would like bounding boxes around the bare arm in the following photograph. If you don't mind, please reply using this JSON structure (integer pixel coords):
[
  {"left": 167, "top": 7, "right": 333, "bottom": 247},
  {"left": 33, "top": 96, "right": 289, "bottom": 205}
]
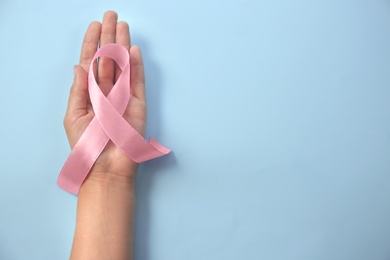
[{"left": 71, "top": 173, "right": 136, "bottom": 259}]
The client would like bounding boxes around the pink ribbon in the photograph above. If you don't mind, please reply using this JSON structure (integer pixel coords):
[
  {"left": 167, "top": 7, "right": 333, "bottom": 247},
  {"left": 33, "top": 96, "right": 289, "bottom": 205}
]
[{"left": 57, "top": 43, "right": 170, "bottom": 195}]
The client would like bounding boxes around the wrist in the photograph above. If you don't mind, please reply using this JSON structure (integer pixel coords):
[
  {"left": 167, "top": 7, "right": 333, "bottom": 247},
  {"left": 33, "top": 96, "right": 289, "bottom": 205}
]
[{"left": 81, "top": 167, "right": 137, "bottom": 193}]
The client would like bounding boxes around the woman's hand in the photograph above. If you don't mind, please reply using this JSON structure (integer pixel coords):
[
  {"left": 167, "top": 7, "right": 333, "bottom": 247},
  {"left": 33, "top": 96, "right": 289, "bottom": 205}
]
[{"left": 64, "top": 11, "right": 146, "bottom": 182}]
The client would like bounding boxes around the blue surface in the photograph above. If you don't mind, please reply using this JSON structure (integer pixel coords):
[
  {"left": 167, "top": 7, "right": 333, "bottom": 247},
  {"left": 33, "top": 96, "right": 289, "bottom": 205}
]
[{"left": 1, "top": 1, "right": 390, "bottom": 259}]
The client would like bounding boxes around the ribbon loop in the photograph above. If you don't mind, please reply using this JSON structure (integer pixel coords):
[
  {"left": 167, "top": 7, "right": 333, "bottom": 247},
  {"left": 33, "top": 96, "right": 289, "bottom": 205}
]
[{"left": 57, "top": 43, "right": 170, "bottom": 195}]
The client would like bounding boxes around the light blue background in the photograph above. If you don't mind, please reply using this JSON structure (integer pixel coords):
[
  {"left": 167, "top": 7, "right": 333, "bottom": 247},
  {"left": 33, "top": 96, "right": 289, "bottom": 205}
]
[{"left": 1, "top": 0, "right": 390, "bottom": 259}]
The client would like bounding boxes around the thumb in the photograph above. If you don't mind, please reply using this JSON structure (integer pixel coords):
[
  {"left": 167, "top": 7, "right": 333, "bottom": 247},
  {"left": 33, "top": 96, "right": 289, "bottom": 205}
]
[{"left": 67, "top": 65, "right": 89, "bottom": 114}]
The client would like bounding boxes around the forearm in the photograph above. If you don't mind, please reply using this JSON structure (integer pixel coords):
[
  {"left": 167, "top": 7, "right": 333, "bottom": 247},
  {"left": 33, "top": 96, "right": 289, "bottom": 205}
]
[{"left": 70, "top": 172, "right": 136, "bottom": 260}]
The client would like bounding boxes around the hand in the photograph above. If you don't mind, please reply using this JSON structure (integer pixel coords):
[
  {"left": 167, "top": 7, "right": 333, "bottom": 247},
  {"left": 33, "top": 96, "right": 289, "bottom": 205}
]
[{"left": 64, "top": 11, "right": 146, "bottom": 182}]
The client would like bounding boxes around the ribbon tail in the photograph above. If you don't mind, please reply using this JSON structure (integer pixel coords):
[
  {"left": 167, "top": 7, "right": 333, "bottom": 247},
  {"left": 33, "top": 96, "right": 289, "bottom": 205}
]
[
  {"left": 57, "top": 118, "right": 110, "bottom": 195},
  {"left": 130, "top": 137, "right": 171, "bottom": 163}
]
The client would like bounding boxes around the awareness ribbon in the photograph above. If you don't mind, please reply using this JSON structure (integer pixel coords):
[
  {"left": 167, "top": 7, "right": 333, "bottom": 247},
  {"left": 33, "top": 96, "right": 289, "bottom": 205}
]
[{"left": 57, "top": 43, "right": 170, "bottom": 195}]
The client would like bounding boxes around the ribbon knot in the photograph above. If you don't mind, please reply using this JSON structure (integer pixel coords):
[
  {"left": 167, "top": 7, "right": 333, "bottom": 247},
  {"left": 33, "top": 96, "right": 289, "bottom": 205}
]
[{"left": 57, "top": 43, "right": 170, "bottom": 195}]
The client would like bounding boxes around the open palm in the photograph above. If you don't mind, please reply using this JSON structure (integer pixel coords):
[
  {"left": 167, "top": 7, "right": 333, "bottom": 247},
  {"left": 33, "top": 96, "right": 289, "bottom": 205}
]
[{"left": 64, "top": 11, "right": 146, "bottom": 180}]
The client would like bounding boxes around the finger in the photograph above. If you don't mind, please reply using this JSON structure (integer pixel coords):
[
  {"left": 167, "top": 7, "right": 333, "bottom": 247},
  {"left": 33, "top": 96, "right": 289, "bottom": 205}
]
[
  {"left": 98, "top": 10, "right": 118, "bottom": 95},
  {"left": 115, "top": 21, "right": 131, "bottom": 82},
  {"left": 129, "top": 46, "right": 146, "bottom": 102},
  {"left": 65, "top": 65, "right": 89, "bottom": 120},
  {"left": 79, "top": 22, "right": 101, "bottom": 73}
]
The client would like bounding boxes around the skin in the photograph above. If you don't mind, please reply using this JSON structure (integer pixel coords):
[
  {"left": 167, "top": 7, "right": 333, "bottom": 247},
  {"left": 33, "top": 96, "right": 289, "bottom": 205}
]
[{"left": 64, "top": 11, "right": 145, "bottom": 260}]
